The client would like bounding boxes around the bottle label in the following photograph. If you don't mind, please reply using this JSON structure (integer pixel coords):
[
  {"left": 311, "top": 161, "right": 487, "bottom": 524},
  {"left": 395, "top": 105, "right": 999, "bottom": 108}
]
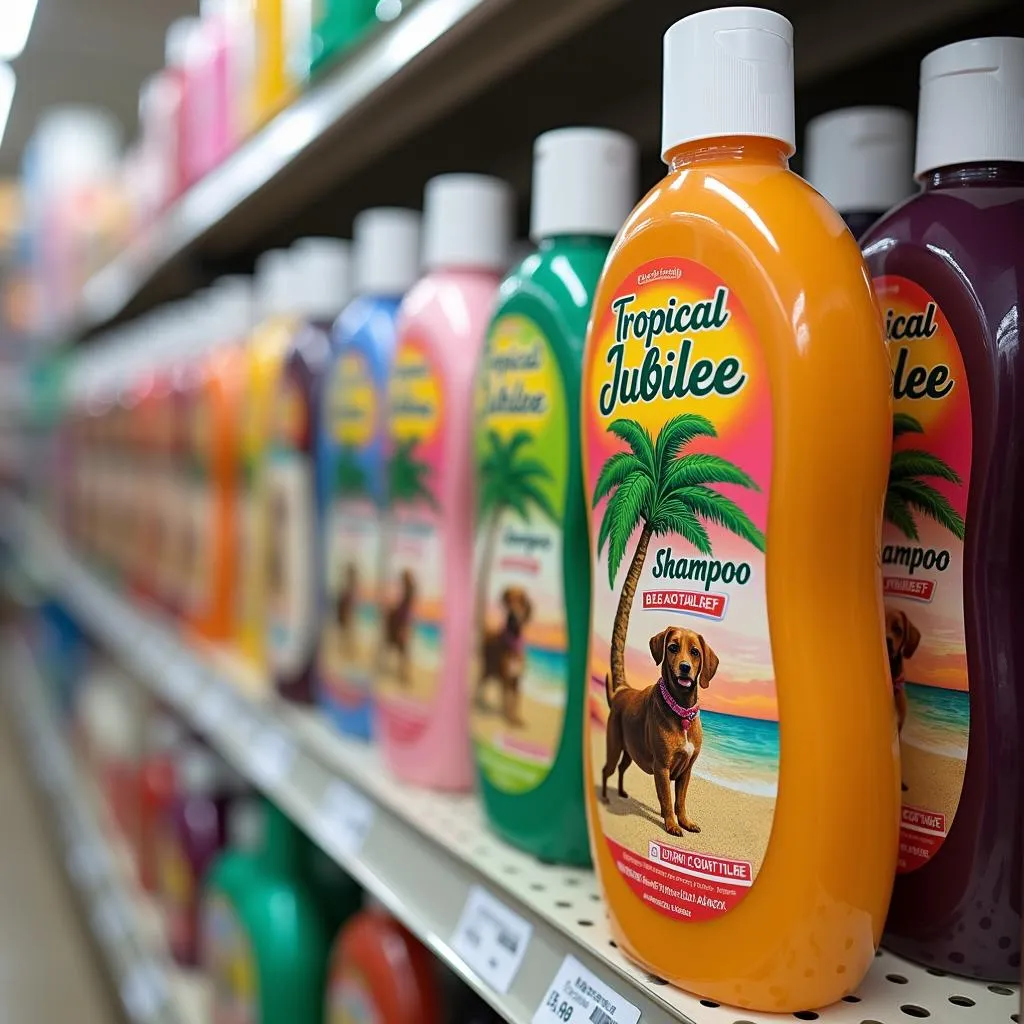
[
  {"left": 583, "top": 258, "right": 777, "bottom": 922},
  {"left": 877, "top": 275, "right": 971, "bottom": 873},
  {"left": 472, "top": 315, "right": 569, "bottom": 793},
  {"left": 379, "top": 335, "right": 445, "bottom": 741},
  {"left": 328, "top": 968, "right": 382, "bottom": 1024},
  {"left": 156, "top": 823, "right": 195, "bottom": 961},
  {"left": 266, "top": 375, "right": 317, "bottom": 679},
  {"left": 320, "top": 351, "right": 384, "bottom": 709},
  {"left": 201, "top": 893, "right": 257, "bottom": 1024}
]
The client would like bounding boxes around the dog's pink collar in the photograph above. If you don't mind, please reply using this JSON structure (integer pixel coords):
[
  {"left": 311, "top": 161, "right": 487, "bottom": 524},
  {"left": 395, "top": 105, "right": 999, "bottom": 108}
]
[
  {"left": 658, "top": 678, "right": 699, "bottom": 728},
  {"left": 503, "top": 628, "right": 524, "bottom": 657},
  {"left": 892, "top": 671, "right": 905, "bottom": 693}
]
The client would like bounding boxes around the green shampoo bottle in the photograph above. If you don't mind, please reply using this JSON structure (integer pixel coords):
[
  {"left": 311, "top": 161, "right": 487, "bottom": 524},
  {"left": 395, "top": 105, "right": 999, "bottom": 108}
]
[
  {"left": 472, "top": 127, "right": 638, "bottom": 865},
  {"left": 200, "top": 799, "right": 334, "bottom": 1024}
]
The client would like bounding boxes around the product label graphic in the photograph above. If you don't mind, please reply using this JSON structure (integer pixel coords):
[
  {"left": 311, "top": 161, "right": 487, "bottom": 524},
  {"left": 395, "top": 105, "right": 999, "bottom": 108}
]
[
  {"left": 156, "top": 825, "right": 195, "bottom": 960},
  {"left": 202, "top": 894, "right": 257, "bottom": 1024},
  {"left": 583, "top": 258, "right": 777, "bottom": 921},
  {"left": 266, "top": 375, "right": 317, "bottom": 678},
  {"left": 472, "top": 316, "right": 569, "bottom": 793},
  {"left": 379, "top": 335, "right": 445, "bottom": 741},
  {"left": 320, "top": 351, "right": 384, "bottom": 710},
  {"left": 877, "top": 275, "right": 971, "bottom": 873},
  {"left": 329, "top": 968, "right": 381, "bottom": 1024}
]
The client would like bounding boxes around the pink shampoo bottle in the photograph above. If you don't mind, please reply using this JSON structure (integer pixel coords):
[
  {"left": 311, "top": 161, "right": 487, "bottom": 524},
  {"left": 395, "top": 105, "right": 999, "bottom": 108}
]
[{"left": 379, "top": 174, "right": 513, "bottom": 789}]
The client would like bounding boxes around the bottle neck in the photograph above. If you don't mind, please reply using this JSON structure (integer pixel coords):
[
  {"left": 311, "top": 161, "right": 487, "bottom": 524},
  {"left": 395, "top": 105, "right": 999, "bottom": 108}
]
[
  {"left": 667, "top": 135, "right": 791, "bottom": 173},
  {"left": 538, "top": 233, "right": 612, "bottom": 251},
  {"left": 259, "top": 800, "right": 301, "bottom": 872},
  {"left": 922, "top": 162, "right": 1024, "bottom": 191}
]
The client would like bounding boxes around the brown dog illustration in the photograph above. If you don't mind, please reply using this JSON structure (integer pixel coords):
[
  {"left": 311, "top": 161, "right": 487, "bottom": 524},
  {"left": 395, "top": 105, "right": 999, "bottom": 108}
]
[
  {"left": 382, "top": 569, "right": 416, "bottom": 683},
  {"left": 601, "top": 626, "right": 718, "bottom": 837},
  {"left": 885, "top": 605, "right": 920, "bottom": 735},
  {"left": 335, "top": 562, "right": 358, "bottom": 655},
  {"left": 478, "top": 587, "right": 533, "bottom": 726}
]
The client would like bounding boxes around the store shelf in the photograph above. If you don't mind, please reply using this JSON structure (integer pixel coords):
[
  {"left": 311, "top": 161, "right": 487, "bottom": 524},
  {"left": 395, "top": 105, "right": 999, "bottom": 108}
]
[
  {"left": 2, "top": 633, "right": 208, "bottom": 1024},
  {"left": 66, "top": 0, "right": 1018, "bottom": 339},
  {"left": 6, "top": 502, "right": 1019, "bottom": 1024}
]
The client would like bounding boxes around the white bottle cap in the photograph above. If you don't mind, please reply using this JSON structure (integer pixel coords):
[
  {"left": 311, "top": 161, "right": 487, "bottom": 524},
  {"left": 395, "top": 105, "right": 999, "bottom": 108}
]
[
  {"left": 288, "top": 237, "right": 353, "bottom": 320},
  {"left": 422, "top": 174, "right": 513, "bottom": 272},
  {"left": 353, "top": 208, "right": 421, "bottom": 297},
  {"left": 662, "top": 7, "right": 795, "bottom": 160},
  {"left": 530, "top": 128, "right": 638, "bottom": 242},
  {"left": 805, "top": 107, "right": 915, "bottom": 214},
  {"left": 209, "top": 275, "right": 253, "bottom": 340},
  {"left": 255, "top": 248, "right": 295, "bottom": 320},
  {"left": 165, "top": 17, "right": 199, "bottom": 68},
  {"left": 178, "top": 744, "right": 220, "bottom": 795},
  {"left": 915, "top": 37, "right": 1024, "bottom": 177}
]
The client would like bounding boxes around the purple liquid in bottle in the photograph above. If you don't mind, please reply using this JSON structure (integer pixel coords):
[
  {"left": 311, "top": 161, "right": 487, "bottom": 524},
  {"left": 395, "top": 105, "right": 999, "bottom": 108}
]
[{"left": 861, "top": 36, "right": 1024, "bottom": 982}]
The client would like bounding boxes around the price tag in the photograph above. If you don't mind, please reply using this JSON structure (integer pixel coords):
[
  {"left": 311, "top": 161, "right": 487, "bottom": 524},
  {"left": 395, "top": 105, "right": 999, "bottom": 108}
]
[
  {"left": 532, "top": 956, "right": 640, "bottom": 1024},
  {"left": 320, "top": 781, "right": 375, "bottom": 857},
  {"left": 248, "top": 727, "right": 297, "bottom": 788},
  {"left": 452, "top": 886, "right": 532, "bottom": 995}
]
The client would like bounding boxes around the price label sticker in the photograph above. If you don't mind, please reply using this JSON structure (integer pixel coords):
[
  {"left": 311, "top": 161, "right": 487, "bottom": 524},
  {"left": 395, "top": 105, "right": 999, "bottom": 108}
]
[
  {"left": 320, "top": 781, "right": 375, "bottom": 857},
  {"left": 452, "top": 886, "right": 532, "bottom": 995},
  {"left": 248, "top": 727, "right": 297, "bottom": 788},
  {"left": 532, "top": 956, "right": 640, "bottom": 1024}
]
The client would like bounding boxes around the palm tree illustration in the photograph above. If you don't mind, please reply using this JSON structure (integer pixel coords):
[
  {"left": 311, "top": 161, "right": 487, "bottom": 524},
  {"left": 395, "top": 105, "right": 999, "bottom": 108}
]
[
  {"left": 388, "top": 437, "right": 438, "bottom": 511},
  {"left": 885, "top": 413, "right": 965, "bottom": 541},
  {"left": 595, "top": 414, "right": 765, "bottom": 690},
  {"left": 335, "top": 446, "right": 369, "bottom": 499},
  {"left": 476, "top": 429, "right": 557, "bottom": 629}
]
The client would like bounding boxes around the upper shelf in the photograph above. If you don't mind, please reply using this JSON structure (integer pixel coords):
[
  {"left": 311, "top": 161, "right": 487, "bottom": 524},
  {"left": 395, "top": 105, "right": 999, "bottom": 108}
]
[{"left": 65, "top": 0, "right": 1018, "bottom": 340}]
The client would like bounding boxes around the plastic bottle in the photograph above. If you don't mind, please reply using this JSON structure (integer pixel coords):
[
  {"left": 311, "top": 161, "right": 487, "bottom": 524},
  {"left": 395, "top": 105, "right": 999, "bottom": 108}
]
[
  {"left": 138, "top": 713, "right": 184, "bottom": 894},
  {"left": 165, "top": 18, "right": 200, "bottom": 200},
  {"left": 251, "top": 0, "right": 292, "bottom": 129},
  {"left": 325, "top": 909, "right": 442, "bottom": 1024},
  {"left": 473, "top": 129, "right": 636, "bottom": 865},
  {"left": 183, "top": 0, "right": 235, "bottom": 185},
  {"left": 378, "top": 179, "right": 511, "bottom": 789},
  {"left": 183, "top": 279, "right": 251, "bottom": 643},
  {"left": 268, "top": 238, "right": 353, "bottom": 703},
  {"left": 861, "top": 35, "right": 1024, "bottom": 982},
  {"left": 201, "top": 799, "right": 337, "bottom": 1024},
  {"left": 158, "top": 743, "right": 233, "bottom": 966},
  {"left": 581, "top": 9, "right": 898, "bottom": 1011},
  {"left": 235, "top": 251, "right": 299, "bottom": 671},
  {"left": 317, "top": 208, "right": 421, "bottom": 738},
  {"left": 310, "top": 0, "right": 377, "bottom": 77},
  {"left": 805, "top": 106, "right": 915, "bottom": 237}
]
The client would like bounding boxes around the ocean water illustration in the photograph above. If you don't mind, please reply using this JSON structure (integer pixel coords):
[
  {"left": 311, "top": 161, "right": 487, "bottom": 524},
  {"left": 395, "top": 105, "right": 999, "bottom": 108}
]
[
  {"left": 902, "top": 682, "right": 969, "bottom": 759},
  {"left": 696, "top": 710, "right": 779, "bottom": 798}
]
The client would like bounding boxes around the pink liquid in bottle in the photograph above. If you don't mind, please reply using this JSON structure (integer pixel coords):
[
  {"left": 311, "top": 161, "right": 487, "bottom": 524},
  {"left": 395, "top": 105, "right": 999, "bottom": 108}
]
[{"left": 378, "top": 175, "right": 512, "bottom": 789}]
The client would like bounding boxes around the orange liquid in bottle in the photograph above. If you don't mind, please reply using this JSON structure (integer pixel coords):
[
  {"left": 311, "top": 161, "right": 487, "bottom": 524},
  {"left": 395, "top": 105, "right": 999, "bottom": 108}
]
[{"left": 581, "top": 11, "right": 898, "bottom": 1011}]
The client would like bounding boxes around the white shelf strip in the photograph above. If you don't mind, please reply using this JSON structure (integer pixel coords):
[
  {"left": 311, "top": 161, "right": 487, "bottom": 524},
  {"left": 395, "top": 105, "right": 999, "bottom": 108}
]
[
  {"left": 3, "top": 634, "right": 207, "bottom": 1024},
  {"left": 7, "top": 503, "right": 1019, "bottom": 1024}
]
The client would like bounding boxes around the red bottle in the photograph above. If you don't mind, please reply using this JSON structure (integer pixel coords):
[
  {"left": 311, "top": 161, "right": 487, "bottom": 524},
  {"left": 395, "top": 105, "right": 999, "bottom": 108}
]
[{"left": 138, "top": 714, "right": 183, "bottom": 893}]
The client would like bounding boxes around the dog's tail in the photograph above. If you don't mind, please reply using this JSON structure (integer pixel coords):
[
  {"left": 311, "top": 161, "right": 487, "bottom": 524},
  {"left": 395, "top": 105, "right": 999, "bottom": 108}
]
[{"left": 604, "top": 673, "right": 617, "bottom": 708}]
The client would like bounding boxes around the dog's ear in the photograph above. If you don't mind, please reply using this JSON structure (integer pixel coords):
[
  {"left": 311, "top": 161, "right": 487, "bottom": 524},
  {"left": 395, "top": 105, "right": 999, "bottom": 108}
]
[
  {"left": 523, "top": 593, "right": 533, "bottom": 619},
  {"left": 649, "top": 628, "right": 669, "bottom": 665},
  {"left": 501, "top": 588, "right": 512, "bottom": 609},
  {"left": 699, "top": 636, "right": 719, "bottom": 688},
  {"left": 902, "top": 612, "right": 921, "bottom": 658}
]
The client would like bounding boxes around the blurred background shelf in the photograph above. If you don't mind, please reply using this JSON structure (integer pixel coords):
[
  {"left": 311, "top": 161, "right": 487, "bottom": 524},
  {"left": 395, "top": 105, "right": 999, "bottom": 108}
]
[
  {"left": 13, "top": 0, "right": 1019, "bottom": 343},
  {"left": 2, "top": 632, "right": 208, "bottom": 1024},
  {"left": 3, "top": 498, "right": 1016, "bottom": 1024}
]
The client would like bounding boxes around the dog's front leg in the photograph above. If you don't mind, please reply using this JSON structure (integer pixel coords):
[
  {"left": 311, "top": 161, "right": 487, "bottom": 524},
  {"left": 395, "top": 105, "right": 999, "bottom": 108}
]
[
  {"left": 655, "top": 770, "right": 682, "bottom": 835},
  {"left": 675, "top": 765, "right": 700, "bottom": 833}
]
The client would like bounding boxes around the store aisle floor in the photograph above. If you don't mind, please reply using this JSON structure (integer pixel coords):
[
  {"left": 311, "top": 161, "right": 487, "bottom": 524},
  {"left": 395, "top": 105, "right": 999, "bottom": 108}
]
[{"left": 0, "top": 707, "right": 121, "bottom": 1024}]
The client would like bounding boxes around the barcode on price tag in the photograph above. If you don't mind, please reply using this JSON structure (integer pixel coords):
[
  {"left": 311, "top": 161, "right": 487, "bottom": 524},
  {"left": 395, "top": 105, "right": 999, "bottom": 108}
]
[
  {"left": 451, "top": 886, "right": 532, "bottom": 994},
  {"left": 320, "top": 781, "right": 375, "bottom": 857},
  {"left": 532, "top": 956, "right": 640, "bottom": 1024}
]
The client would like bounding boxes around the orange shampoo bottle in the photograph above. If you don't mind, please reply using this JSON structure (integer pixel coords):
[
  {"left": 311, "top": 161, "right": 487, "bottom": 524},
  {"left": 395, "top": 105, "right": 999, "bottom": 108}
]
[{"left": 581, "top": 7, "right": 898, "bottom": 1012}]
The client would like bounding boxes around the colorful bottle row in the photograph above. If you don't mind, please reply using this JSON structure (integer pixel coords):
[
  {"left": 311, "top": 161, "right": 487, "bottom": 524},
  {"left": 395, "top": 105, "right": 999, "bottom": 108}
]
[{"left": 51, "top": 10, "right": 1024, "bottom": 1014}]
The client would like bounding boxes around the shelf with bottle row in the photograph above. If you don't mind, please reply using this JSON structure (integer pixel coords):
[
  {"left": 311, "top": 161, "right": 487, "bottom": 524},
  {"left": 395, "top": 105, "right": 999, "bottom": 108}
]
[
  {"left": 3, "top": 499, "right": 1017, "bottom": 1024},
  {"left": 2, "top": 633, "right": 209, "bottom": 1024},
  {"left": 60, "top": 0, "right": 1012, "bottom": 343}
]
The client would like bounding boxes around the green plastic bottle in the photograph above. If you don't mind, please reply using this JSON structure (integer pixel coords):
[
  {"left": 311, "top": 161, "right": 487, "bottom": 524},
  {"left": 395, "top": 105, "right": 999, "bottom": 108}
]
[
  {"left": 471, "top": 127, "right": 638, "bottom": 865},
  {"left": 310, "top": 0, "right": 378, "bottom": 77},
  {"left": 200, "top": 799, "right": 336, "bottom": 1024}
]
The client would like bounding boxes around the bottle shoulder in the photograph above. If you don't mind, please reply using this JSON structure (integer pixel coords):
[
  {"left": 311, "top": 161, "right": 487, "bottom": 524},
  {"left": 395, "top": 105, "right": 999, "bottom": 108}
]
[{"left": 397, "top": 271, "right": 500, "bottom": 357}]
